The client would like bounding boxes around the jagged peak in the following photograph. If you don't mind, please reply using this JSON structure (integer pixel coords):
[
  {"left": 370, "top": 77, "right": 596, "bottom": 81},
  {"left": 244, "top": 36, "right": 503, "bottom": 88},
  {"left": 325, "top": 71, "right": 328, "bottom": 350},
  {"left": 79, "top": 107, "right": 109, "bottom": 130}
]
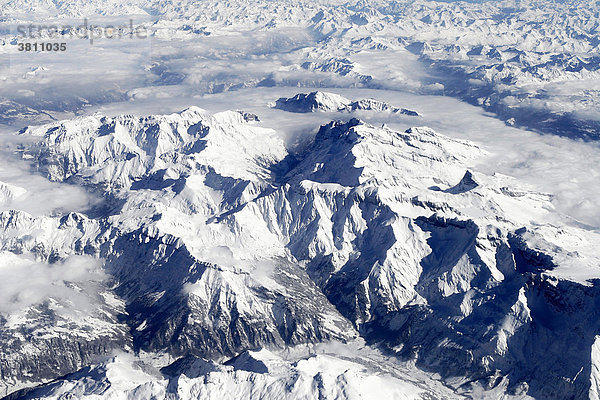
[
  {"left": 446, "top": 170, "right": 480, "bottom": 194},
  {"left": 313, "top": 118, "right": 363, "bottom": 143},
  {"left": 20, "top": 107, "right": 210, "bottom": 139},
  {"left": 21, "top": 107, "right": 287, "bottom": 186},
  {"left": 274, "top": 92, "right": 420, "bottom": 116},
  {"left": 274, "top": 91, "right": 351, "bottom": 113}
]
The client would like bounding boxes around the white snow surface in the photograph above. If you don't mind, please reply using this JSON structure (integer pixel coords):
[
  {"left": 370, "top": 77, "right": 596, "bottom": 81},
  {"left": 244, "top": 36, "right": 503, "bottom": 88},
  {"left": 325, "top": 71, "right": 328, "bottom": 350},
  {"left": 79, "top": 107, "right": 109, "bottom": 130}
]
[
  {"left": 19, "top": 343, "right": 467, "bottom": 400},
  {"left": 1, "top": 1, "right": 600, "bottom": 399},
  {"left": 0, "top": 103, "right": 596, "bottom": 399}
]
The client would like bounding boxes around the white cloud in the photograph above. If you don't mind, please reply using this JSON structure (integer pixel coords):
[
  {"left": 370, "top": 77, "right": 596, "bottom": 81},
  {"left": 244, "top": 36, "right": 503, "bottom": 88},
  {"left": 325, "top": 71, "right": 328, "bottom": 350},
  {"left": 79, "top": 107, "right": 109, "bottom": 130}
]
[
  {"left": 0, "top": 129, "right": 100, "bottom": 216},
  {"left": 0, "top": 252, "right": 105, "bottom": 314}
]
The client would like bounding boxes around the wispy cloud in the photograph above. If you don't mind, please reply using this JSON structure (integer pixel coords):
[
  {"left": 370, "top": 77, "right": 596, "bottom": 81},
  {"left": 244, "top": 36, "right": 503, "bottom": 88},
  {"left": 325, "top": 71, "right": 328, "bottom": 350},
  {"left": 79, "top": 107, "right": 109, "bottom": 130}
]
[{"left": 0, "top": 252, "right": 104, "bottom": 314}]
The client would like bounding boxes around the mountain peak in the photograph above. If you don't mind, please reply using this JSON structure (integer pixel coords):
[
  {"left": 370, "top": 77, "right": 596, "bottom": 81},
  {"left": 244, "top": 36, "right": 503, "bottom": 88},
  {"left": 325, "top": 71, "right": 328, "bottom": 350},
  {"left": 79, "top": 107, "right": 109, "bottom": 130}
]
[
  {"left": 447, "top": 170, "right": 479, "bottom": 194},
  {"left": 274, "top": 92, "right": 419, "bottom": 116},
  {"left": 274, "top": 91, "right": 351, "bottom": 113}
]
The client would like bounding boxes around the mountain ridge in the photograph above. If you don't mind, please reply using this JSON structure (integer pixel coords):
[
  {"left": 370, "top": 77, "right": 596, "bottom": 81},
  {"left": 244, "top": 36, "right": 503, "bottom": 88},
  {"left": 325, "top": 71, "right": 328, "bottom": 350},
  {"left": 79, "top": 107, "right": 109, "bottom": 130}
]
[{"left": 1, "top": 103, "right": 599, "bottom": 398}]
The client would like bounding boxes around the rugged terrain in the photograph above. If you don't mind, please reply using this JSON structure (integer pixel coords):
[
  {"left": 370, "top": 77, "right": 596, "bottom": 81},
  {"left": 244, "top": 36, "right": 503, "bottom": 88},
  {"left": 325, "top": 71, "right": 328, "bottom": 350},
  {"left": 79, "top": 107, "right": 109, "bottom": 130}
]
[
  {"left": 0, "top": 97, "right": 596, "bottom": 398},
  {"left": 1, "top": 0, "right": 598, "bottom": 138},
  {"left": 1, "top": 0, "right": 600, "bottom": 399}
]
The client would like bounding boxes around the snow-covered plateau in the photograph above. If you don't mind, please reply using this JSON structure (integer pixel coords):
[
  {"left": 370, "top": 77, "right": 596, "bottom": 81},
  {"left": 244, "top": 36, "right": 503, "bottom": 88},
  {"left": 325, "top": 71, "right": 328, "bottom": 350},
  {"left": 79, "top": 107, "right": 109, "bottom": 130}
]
[{"left": 0, "top": 0, "right": 599, "bottom": 399}]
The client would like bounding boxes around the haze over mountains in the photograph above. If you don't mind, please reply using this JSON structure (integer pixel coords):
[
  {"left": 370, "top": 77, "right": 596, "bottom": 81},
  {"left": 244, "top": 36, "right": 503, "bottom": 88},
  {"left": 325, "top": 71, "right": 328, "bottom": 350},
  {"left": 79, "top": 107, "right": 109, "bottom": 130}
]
[{"left": 0, "top": 1, "right": 599, "bottom": 399}]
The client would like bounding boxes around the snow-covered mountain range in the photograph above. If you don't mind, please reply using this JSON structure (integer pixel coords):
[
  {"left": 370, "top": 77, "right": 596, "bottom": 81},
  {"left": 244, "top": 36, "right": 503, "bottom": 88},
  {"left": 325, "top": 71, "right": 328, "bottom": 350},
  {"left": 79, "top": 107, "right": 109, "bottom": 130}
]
[
  {"left": 1, "top": 0, "right": 599, "bottom": 139},
  {"left": 0, "top": 95, "right": 598, "bottom": 398},
  {"left": 1, "top": 0, "right": 600, "bottom": 399},
  {"left": 274, "top": 91, "right": 420, "bottom": 116}
]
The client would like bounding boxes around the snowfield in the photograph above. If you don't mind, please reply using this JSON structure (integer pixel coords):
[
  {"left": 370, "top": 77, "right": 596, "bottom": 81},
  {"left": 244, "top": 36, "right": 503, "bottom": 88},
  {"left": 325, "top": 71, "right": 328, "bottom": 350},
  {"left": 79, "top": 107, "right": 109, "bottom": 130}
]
[{"left": 0, "top": 1, "right": 600, "bottom": 399}]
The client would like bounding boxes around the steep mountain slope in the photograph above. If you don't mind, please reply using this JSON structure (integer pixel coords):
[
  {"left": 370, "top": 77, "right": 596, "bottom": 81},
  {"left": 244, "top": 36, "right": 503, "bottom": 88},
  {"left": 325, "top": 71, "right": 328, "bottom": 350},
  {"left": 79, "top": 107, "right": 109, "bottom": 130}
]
[
  {"left": 219, "top": 116, "right": 600, "bottom": 398},
  {"left": 1, "top": 100, "right": 599, "bottom": 398},
  {"left": 1, "top": 107, "right": 357, "bottom": 395},
  {"left": 274, "top": 91, "right": 419, "bottom": 115},
  {"left": 1, "top": 0, "right": 599, "bottom": 397}
]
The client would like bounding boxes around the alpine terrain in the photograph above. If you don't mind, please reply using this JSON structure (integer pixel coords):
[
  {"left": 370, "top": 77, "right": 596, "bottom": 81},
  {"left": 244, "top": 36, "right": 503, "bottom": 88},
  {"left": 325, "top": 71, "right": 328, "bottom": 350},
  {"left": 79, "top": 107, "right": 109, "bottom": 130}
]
[{"left": 0, "top": 0, "right": 599, "bottom": 399}]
